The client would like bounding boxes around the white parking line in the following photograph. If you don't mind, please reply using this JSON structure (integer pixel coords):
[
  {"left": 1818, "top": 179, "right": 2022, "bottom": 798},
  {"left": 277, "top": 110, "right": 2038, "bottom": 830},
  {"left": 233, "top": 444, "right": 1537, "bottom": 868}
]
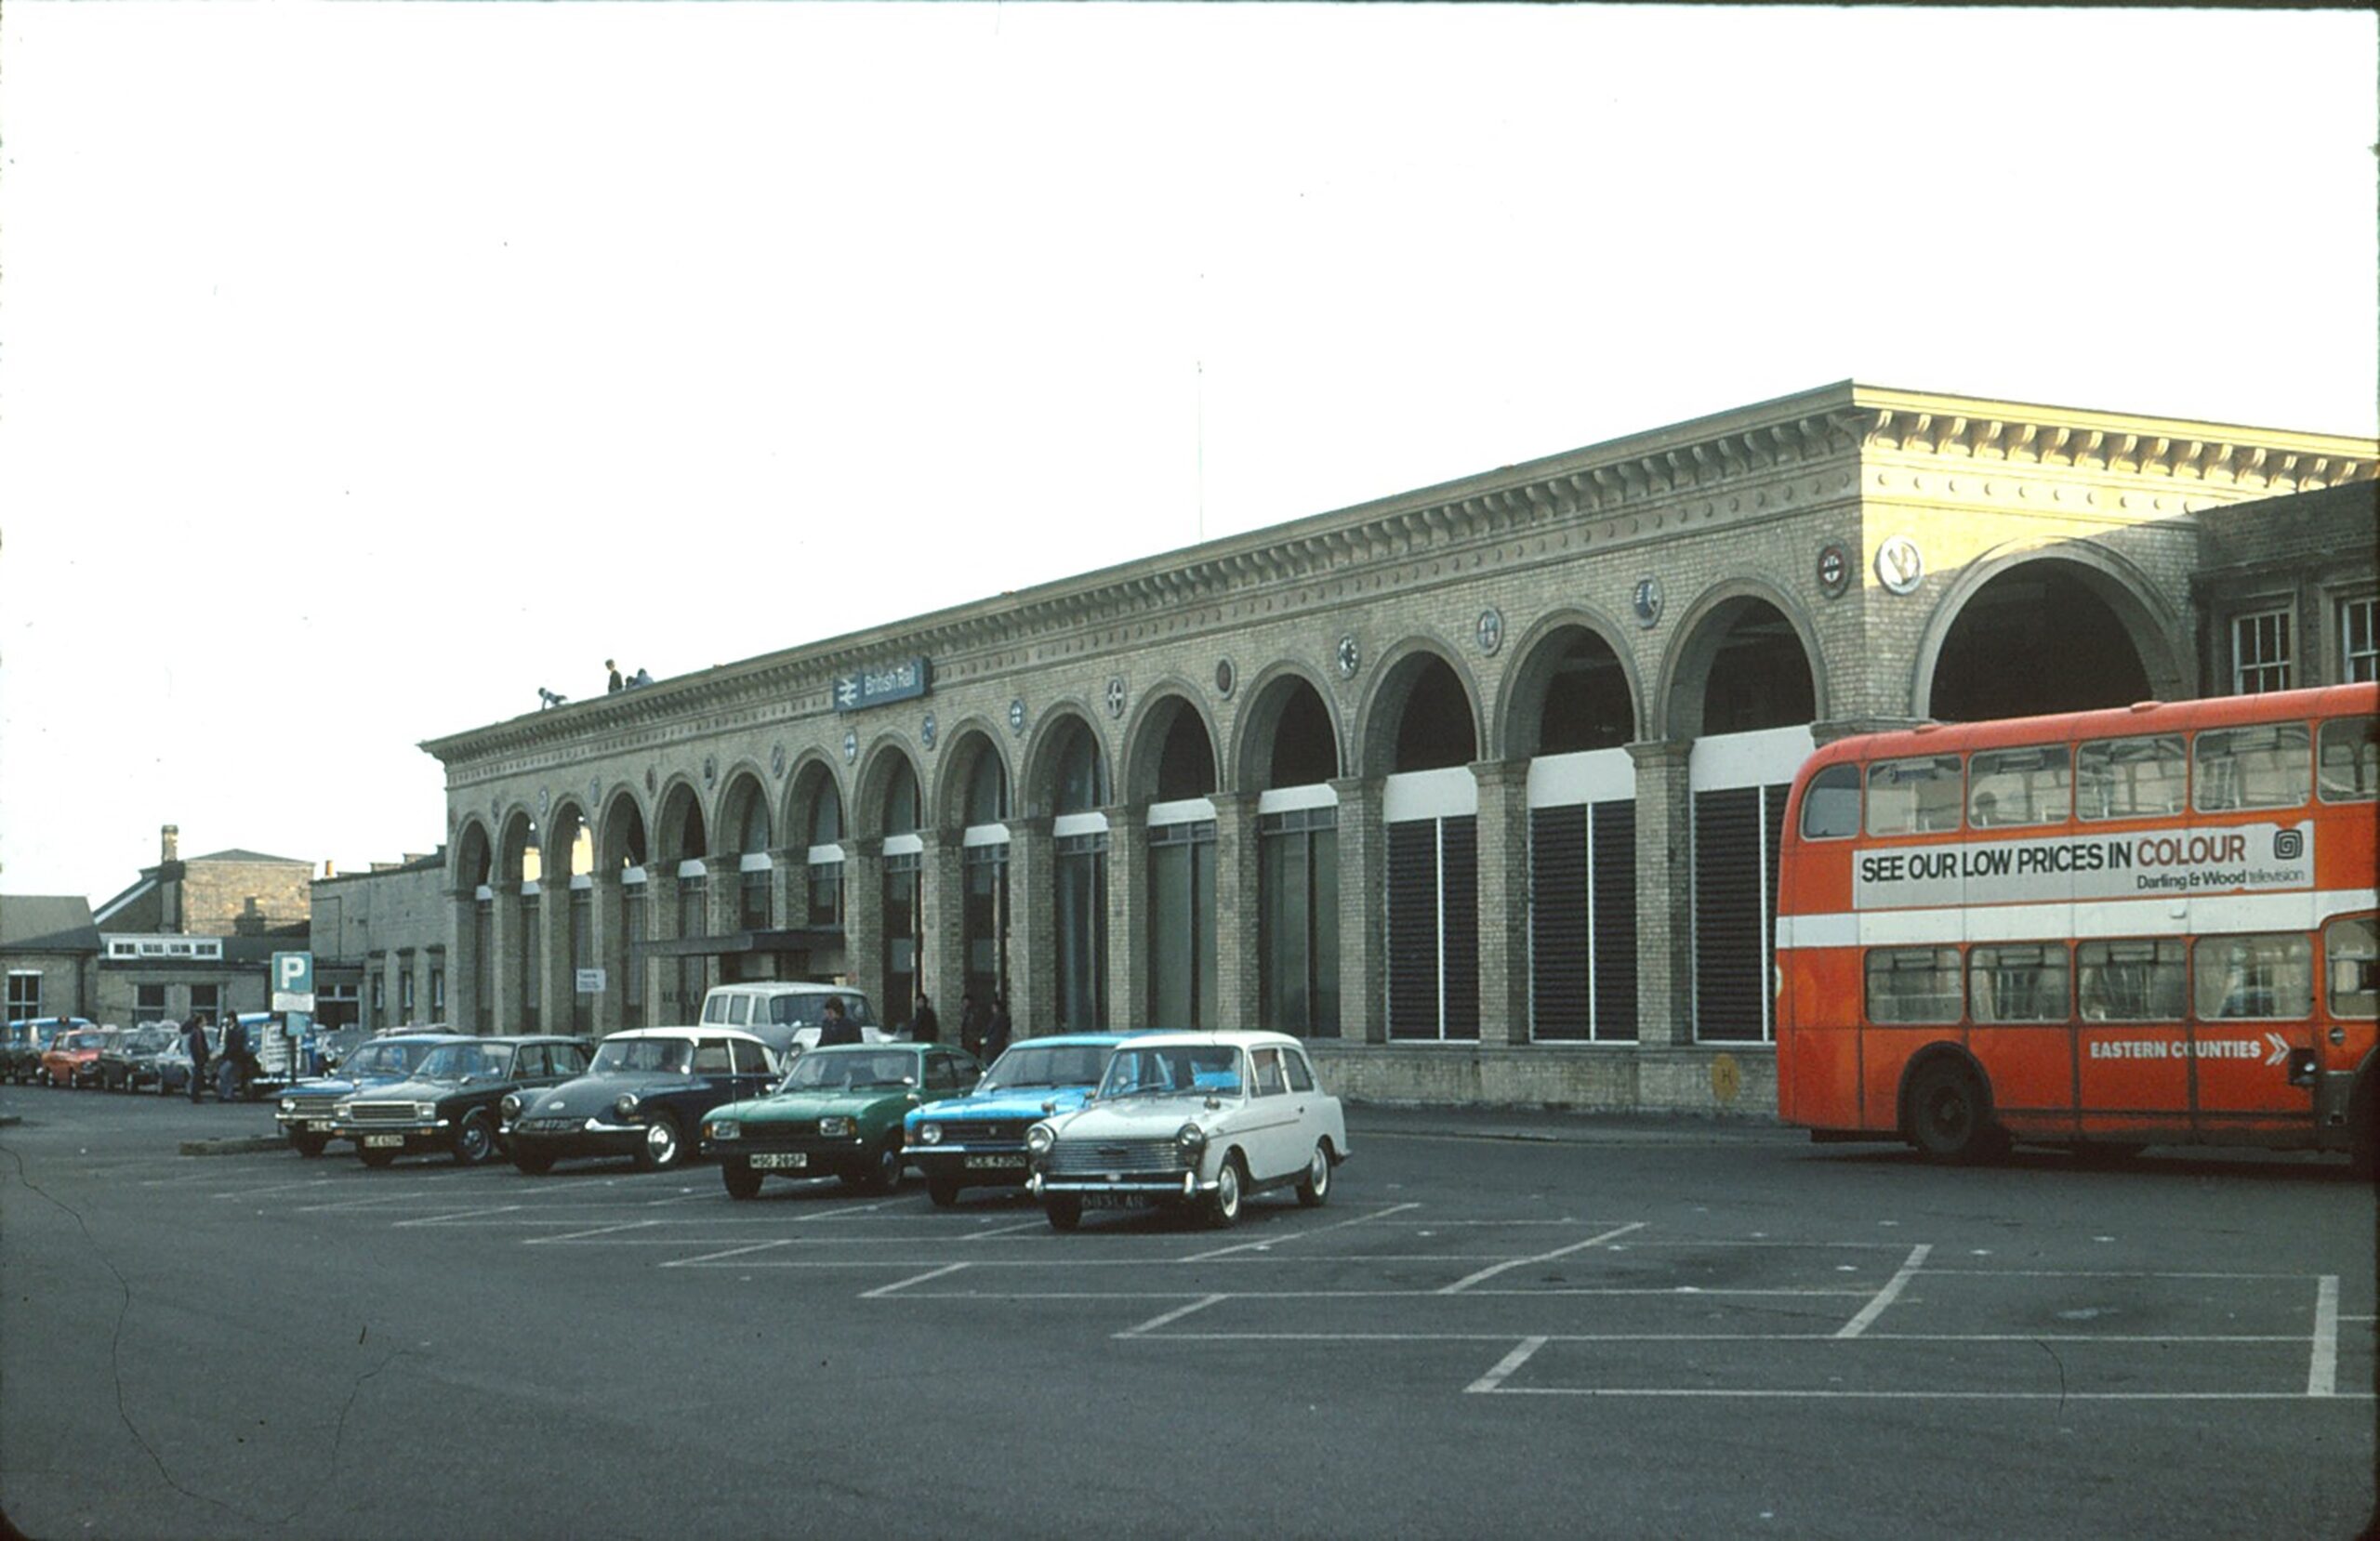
[
  {"left": 1478, "top": 1388, "right": 2373, "bottom": 1401},
  {"left": 1464, "top": 1337, "right": 1548, "bottom": 1393},
  {"left": 1835, "top": 1245, "right": 1932, "bottom": 1339},
  {"left": 396, "top": 1205, "right": 526, "bottom": 1228},
  {"left": 661, "top": 1239, "right": 795, "bottom": 1269},
  {"left": 527, "top": 1219, "right": 662, "bottom": 1245},
  {"left": 1437, "top": 1222, "right": 1645, "bottom": 1294},
  {"left": 962, "top": 1218, "right": 1050, "bottom": 1241},
  {"left": 2308, "top": 1274, "right": 2340, "bottom": 1397},
  {"left": 1181, "top": 1202, "right": 1421, "bottom": 1261},
  {"left": 215, "top": 1178, "right": 338, "bottom": 1199},
  {"left": 863, "top": 1262, "right": 972, "bottom": 1298},
  {"left": 1117, "top": 1295, "right": 1228, "bottom": 1337}
]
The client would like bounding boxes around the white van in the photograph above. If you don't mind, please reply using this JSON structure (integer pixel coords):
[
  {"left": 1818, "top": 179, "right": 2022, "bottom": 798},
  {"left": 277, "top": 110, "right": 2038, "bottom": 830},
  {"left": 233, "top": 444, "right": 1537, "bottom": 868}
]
[{"left": 696, "top": 982, "right": 884, "bottom": 1060}]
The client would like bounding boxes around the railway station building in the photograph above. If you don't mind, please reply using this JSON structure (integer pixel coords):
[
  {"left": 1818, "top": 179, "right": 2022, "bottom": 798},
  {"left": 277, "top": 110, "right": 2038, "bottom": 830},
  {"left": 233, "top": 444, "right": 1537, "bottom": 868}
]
[{"left": 420, "top": 382, "right": 2377, "bottom": 1114}]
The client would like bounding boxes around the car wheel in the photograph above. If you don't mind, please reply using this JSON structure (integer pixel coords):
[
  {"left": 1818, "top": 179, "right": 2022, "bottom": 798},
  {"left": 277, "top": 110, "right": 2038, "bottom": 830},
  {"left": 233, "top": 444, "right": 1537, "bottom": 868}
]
[
  {"left": 358, "top": 1147, "right": 397, "bottom": 1169},
  {"left": 512, "top": 1148, "right": 555, "bottom": 1176},
  {"left": 1905, "top": 1060, "right": 1996, "bottom": 1165},
  {"left": 632, "top": 1115, "right": 683, "bottom": 1172},
  {"left": 1295, "top": 1141, "right": 1332, "bottom": 1207},
  {"left": 722, "top": 1161, "right": 761, "bottom": 1201},
  {"left": 1045, "top": 1195, "right": 1082, "bottom": 1231},
  {"left": 454, "top": 1112, "right": 496, "bottom": 1166},
  {"left": 290, "top": 1132, "right": 328, "bottom": 1159},
  {"left": 859, "top": 1140, "right": 904, "bottom": 1194},
  {"left": 926, "top": 1174, "right": 961, "bottom": 1208},
  {"left": 1203, "top": 1155, "right": 1245, "bottom": 1229}
]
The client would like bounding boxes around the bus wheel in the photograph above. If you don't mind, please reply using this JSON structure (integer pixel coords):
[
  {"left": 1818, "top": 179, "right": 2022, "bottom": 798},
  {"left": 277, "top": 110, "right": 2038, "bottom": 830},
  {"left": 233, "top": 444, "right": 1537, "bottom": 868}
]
[{"left": 1906, "top": 1061, "right": 1996, "bottom": 1165}]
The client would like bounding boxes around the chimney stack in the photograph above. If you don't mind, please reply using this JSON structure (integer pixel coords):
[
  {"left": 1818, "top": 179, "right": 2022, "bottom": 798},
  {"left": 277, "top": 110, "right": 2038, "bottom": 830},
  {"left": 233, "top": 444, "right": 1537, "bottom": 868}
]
[{"left": 161, "top": 824, "right": 180, "bottom": 863}]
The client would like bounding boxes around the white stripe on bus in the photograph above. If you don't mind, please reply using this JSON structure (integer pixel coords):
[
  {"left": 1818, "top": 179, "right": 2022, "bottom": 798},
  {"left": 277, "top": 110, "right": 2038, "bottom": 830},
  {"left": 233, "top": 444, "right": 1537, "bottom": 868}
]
[{"left": 1778, "top": 887, "right": 2376, "bottom": 950}]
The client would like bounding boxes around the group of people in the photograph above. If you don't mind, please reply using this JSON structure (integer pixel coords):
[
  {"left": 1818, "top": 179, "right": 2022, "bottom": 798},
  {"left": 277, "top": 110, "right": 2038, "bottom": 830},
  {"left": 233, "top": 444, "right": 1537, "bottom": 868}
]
[
  {"left": 604, "top": 659, "right": 654, "bottom": 692},
  {"left": 901, "top": 991, "right": 1011, "bottom": 1060},
  {"left": 179, "top": 1013, "right": 258, "bottom": 1104}
]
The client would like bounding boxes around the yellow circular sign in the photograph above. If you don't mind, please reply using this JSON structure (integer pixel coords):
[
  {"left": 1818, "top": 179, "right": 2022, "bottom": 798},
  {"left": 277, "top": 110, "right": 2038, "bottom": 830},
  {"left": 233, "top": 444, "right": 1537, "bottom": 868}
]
[{"left": 1710, "top": 1052, "right": 1742, "bottom": 1106}]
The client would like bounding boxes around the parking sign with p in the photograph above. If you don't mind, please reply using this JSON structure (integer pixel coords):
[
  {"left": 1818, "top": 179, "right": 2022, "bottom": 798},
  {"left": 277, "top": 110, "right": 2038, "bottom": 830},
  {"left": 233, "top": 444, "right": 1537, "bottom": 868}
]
[{"left": 271, "top": 951, "right": 315, "bottom": 1013}]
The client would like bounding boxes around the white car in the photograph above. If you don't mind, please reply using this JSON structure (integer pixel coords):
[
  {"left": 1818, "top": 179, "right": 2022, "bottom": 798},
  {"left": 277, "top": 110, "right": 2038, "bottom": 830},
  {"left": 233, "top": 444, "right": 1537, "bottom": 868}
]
[
  {"left": 1025, "top": 1030, "right": 1348, "bottom": 1231},
  {"left": 696, "top": 982, "right": 887, "bottom": 1060}
]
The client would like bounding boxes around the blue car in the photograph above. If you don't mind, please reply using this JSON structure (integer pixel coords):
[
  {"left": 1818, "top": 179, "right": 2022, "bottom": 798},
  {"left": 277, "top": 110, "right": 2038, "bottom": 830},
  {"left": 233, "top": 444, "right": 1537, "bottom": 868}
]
[
  {"left": 903, "top": 1033, "right": 1136, "bottom": 1207},
  {"left": 274, "top": 1031, "right": 474, "bottom": 1157}
]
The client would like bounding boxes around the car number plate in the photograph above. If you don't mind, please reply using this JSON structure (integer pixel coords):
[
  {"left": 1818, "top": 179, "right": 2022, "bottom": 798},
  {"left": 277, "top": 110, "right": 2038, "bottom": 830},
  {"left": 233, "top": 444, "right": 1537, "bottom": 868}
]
[
  {"left": 1082, "top": 1192, "right": 1150, "bottom": 1211},
  {"left": 751, "top": 1152, "right": 808, "bottom": 1170},
  {"left": 364, "top": 1134, "right": 405, "bottom": 1149},
  {"left": 963, "top": 1154, "right": 1025, "bottom": 1169},
  {"left": 307, "top": 1120, "right": 339, "bottom": 1132}
]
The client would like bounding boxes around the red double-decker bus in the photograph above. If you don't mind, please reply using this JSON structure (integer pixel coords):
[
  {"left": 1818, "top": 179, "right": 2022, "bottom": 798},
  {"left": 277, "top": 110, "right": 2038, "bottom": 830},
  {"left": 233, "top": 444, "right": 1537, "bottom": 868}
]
[{"left": 1774, "top": 682, "right": 2376, "bottom": 1166}]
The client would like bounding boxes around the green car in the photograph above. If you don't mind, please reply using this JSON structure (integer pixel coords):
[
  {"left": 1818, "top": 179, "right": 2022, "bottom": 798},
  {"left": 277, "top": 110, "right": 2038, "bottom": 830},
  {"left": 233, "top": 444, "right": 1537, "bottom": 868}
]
[{"left": 700, "top": 1042, "right": 985, "bottom": 1200}]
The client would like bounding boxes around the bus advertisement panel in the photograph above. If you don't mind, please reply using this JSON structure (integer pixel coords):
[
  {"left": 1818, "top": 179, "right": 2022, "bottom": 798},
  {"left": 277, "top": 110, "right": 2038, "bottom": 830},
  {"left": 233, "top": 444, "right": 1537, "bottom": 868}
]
[{"left": 1773, "top": 682, "right": 2376, "bottom": 1167}]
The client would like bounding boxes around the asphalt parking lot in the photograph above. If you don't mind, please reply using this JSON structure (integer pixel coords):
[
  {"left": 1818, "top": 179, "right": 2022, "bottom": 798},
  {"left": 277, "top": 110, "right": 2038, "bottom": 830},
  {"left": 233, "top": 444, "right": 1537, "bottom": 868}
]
[{"left": 2, "top": 1088, "right": 2372, "bottom": 1540}]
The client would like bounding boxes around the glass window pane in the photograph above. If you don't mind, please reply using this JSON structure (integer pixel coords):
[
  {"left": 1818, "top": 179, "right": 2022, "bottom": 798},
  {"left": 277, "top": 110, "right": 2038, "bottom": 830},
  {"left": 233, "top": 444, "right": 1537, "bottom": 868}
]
[
  {"left": 1866, "top": 756, "right": 1964, "bottom": 836},
  {"left": 1969, "top": 943, "right": 2071, "bottom": 1023},
  {"left": 2192, "top": 933, "right": 2314, "bottom": 1021},
  {"left": 2325, "top": 915, "right": 2377, "bottom": 1020},
  {"left": 2077, "top": 734, "right": 2187, "bottom": 821},
  {"left": 2318, "top": 716, "right": 2378, "bottom": 802},
  {"left": 1799, "top": 763, "right": 1860, "bottom": 840},
  {"left": 1968, "top": 745, "right": 2071, "bottom": 827},
  {"left": 2193, "top": 724, "right": 2311, "bottom": 812},
  {"left": 2077, "top": 939, "right": 2186, "bottom": 1021},
  {"left": 1865, "top": 947, "right": 1962, "bottom": 1024}
]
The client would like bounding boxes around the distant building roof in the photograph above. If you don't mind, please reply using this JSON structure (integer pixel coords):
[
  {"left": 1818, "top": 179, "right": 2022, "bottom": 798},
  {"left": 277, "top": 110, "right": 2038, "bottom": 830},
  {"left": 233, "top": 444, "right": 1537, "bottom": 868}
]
[
  {"left": 186, "top": 849, "right": 311, "bottom": 866},
  {"left": 1, "top": 896, "right": 102, "bottom": 954}
]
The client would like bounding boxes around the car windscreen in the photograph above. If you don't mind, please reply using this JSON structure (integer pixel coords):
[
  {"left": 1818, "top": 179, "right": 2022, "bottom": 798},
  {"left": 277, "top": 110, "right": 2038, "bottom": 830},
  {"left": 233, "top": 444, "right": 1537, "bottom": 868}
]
[
  {"left": 416, "top": 1043, "right": 509, "bottom": 1081},
  {"left": 1100, "top": 1045, "right": 1242, "bottom": 1099},
  {"left": 764, "top": 996, "right": 832, "bottom": 1027},
  {"left": 62, "top": 1032, "right": 104, "bottom": 1052},
  {"left": 980, "top": 1043, "right": 1105, "bottom": 1091},
  {"left": 343, "top": 1041, "right": 431, "bottom": 1078},
  {"left": 590, "top": 1038, "right": 692, "bottom": 1074},
  {"left": 779, "top": 1050, "right": 914, "bottom": 1092}
]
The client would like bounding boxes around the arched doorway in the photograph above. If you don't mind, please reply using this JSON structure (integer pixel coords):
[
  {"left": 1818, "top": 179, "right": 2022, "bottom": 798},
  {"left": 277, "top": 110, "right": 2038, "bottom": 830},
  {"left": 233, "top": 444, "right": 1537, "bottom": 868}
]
[
  {"left": 1366, "top": 649, "right": 1483, "bottom": 1042},
  {"left": 1927, "top": 558, "right": 2166, "bottom": 721},
  {"left": 1128, "top": 694, "right": 1221, "bottom": 1028},
  {"left": 1026, "top": 713, "right": 1111, "bottom": 1031},
  {"left": 1236, "top": 670, "right": 1343, "bottom": 1037},
  {"left": 599, "top": 791, "right": 649, "bottom": 1029}
]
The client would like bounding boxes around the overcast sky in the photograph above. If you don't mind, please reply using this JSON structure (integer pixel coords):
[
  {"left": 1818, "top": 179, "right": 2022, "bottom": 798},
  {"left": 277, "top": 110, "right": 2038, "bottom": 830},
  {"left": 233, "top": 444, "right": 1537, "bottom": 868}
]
[{"left": 2, "top": 4, "right": 2373, "bottom": 907}]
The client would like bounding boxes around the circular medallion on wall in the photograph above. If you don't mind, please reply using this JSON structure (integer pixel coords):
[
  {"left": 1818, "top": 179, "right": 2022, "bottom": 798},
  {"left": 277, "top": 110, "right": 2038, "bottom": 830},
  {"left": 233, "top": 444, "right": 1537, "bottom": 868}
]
[
  {"left": 1106, "top": 677, "right": 1128, "bottom": 718},
  {"left": 1874, "top": 534, "right": 1925, "bottom": 595},
  {"left": 1816, "top": 542, "right": 1850, "bottom": 599},
  {"left": 1335, "top": 633, "right": 1360, "bottom": 678},
  {"left": 921, "top": 712, "right": 938, "bottom": 751},
  {"left": 1631, "top": 576, "right": 1663, "bottom": 628},
  {"left": 1215, "top": 658, "right": 1236, "bottom": 699},
  {"left": 771, "top": 744, "right": 787, "bottom": 779},
  {"left": 843, "top": 730, "right": 859, "bottom": 765},
  {"left": 1008, "top": 698, "right": 1027, "bottom": 736},
  {"left": 1475, "top": 608, "right": 1504, "bottom": 656}
]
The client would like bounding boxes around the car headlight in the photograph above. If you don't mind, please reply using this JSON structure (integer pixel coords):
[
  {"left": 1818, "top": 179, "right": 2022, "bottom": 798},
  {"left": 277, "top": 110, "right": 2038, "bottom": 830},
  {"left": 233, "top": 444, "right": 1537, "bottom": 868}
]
[
  {"left": 614, "top": 1093, "right": 641, "bottom": 1120},
  {"left": 332, "top": 1100, "right": 354, "bottom": 1118},
  {"left": 1176, "top": 1123, "right": 1208, "bottom": 1154},
  {"left": 1025, "top": 1123, "right": 1054, "bottom": 1155},
  {"left": 279, "top": 1098, "right": 298, "bottom": 1113},
  {"left": 707, "top": 1120, "right": 740, "bottom": 1141},
  {"left": 414, "top": 1102, "right": 438, "bottom": 1120},
  {"left": 819, "top": 1116, "right": 853, "bottom": 1138},
  {"left": 917, "top": 1122, "right": 943, "bottom": 1146},
  {"left": 499, "top": 1093, "right": 522, "bottom": 1120}
]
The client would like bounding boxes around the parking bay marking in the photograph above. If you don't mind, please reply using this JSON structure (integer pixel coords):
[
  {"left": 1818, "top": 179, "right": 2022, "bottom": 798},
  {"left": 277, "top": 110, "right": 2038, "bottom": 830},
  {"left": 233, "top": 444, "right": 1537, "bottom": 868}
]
[
  {"left": 1835, "top": 1244, "right": 1932, "bottom": 1338},
  {"left": 1180, "top": 1202, "right": 1421, "bottom": 1261},
  {"left": 1437, "top": 1221, "right": 1646, "bottom": 1294},
  {"left": 864, "top": 1262, "right": 973, "bottom": 1298}
]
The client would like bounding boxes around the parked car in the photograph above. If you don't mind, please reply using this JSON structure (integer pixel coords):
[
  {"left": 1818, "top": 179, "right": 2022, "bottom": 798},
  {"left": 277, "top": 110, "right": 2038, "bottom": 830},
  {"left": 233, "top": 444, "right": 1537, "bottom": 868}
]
[
  {"left": 274, "top": 1031, "right": 476, "bottom": 1156},
  {"left": 501, "top": 1027, "right": 775, "bottom": 1174},
  {"left": 39, "top": 1027, "right": 110, "bottom": 1089},
  {"left": 4, "top": 1018, "right": 87, "bottom": 1084},
  {"left": 903, "top": 1033, "right": 1133, "bottom": 1206},
  {"left": 696, "top": 982, "right": 885, "bottom": 1060},
  {"left": 1025, "top": 1031, "right": 1349, "bottom": 1231},
  {"left": 329, "top": 1035, "right": 593, "bottom": 1167},
  {"left": 701, "top": 1041, "right": 984, "bottom": 1199},
  {"left": 98, "top": 1024, "right": 178, "bottom": 1092},
  {"left": 151, "top": 1024, "right": 222, "bottom": 1099}
]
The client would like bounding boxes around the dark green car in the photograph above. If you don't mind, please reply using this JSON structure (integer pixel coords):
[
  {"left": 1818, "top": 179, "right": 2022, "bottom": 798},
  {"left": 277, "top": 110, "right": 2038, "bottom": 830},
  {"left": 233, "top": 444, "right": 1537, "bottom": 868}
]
[{"left": 700, "top": 1042, "right": 983, "bottom": 1200}]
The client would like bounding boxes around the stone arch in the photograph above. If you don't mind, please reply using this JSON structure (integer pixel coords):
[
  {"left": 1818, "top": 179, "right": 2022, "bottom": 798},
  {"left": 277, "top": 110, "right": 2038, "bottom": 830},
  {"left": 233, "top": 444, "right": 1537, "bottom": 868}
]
[
  {"left": 1355, "top": 636, "right": 1485, "bottom": 778},
  {"left": 1496, "top": 608, "right": 1645, "bottom": 757},
  {"left": 1654, "top": 579, "right": 1828, "bottom": 741},
  {"left": 1120, "top": 683, "right": 1222, "bottom": 804},
  {"left": 1228, "top": 663, "right": 1345, "bottom": 791},
  {"left": 716, "top": 767, "right": 774, "bottom": 857},
  {"left": 782, "top": 753, "right": 846, "bottom": 850},
  {"left": 546, "top": 799, "right": 595, "bottom": 879},
  {"left": 597, "top": 788, "right": 649, "bottom": 873},
  {"left": 496, "top": 809, "right": 539, "bottom": 885},
  {"left": 853, "top": 740, "right": 925, "bottom": 838},
  {"left": 933, "top": 722, "right": 1012, "bottom": 831},
  {"left": 452, "top": 818, "right": 495, "bottom": 892},
  {"left": 652, "top": 776, "right": 708, "bottom": 867},
  {"left": 1019, "top": 704, "right": 1112, "bottom": 818},
  {"left": 1913, "top": 539, "right": 2187, "bottom": 721}
]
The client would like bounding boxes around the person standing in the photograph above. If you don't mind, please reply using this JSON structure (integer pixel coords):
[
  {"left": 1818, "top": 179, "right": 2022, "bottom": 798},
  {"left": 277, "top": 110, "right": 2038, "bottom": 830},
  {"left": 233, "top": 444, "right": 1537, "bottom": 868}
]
[
  {"left": 606, "top": 659, "right": 624, "bottom": 693},
  {"left": 908, "top": 993, "right": 940, "bottom": 1044},
  {"left": 958, "top": 993, "right": 985, "bottom": 1058},
  {"left": 183, "top": 1014, "right": 211, "bottom": 1103},
  {"left": 815, "top": 996, "right": 860, "bottom": 1048},
  {"left": 218, "top": 1014, "right": 251, "bottom": 1102},
  {"left": 985, "top": 992, "right": 1012, "bottom": 1059}
]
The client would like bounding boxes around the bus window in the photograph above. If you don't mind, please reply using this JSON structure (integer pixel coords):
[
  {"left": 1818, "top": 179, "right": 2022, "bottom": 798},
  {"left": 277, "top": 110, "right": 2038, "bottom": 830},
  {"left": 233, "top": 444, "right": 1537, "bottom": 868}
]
[
  {"left": 2192, "top": 724, "right": 2311, "bottom": 813},
  {"left": 2317, "top": 716, "right": 2377, "bottom": 802},
  {"left": 2326, "top": 915, "right": 2377, "bottom": 1019},
  {"left": 1969, "top": 943, "right": 2071, "bottom": 1023},
  {"left": 1968, "top": 745, "right": 2071, "bottom": 828},
  {"left": 2191, "top": 933, "right": 2313, "bottom": 1021},
  {"left": 1864, "top": 947, "right": 1963, "bottom": 1024},
  {"left": 1866, "top": 756, "right": 1963, "bottom": 837},
  {"left": 2077, "top": 939, "right": 2186, "bottom": 1021},
  {"left": 1799, "top": 763, "right": 1860, "bottom": 840},
  {"left": 2076, "top": 734, "right": 2186, "bottom": 821}
]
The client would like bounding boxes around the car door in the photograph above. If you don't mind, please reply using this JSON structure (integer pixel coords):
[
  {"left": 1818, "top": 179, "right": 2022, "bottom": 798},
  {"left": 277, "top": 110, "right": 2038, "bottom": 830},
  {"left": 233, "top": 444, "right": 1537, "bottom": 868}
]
[
  {"left": 728, "top": 1036, "right": 775, "bottom": 1101},
  {"left": 1239, "top": 1046, "right": 1306, "bottom": 1183}
]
